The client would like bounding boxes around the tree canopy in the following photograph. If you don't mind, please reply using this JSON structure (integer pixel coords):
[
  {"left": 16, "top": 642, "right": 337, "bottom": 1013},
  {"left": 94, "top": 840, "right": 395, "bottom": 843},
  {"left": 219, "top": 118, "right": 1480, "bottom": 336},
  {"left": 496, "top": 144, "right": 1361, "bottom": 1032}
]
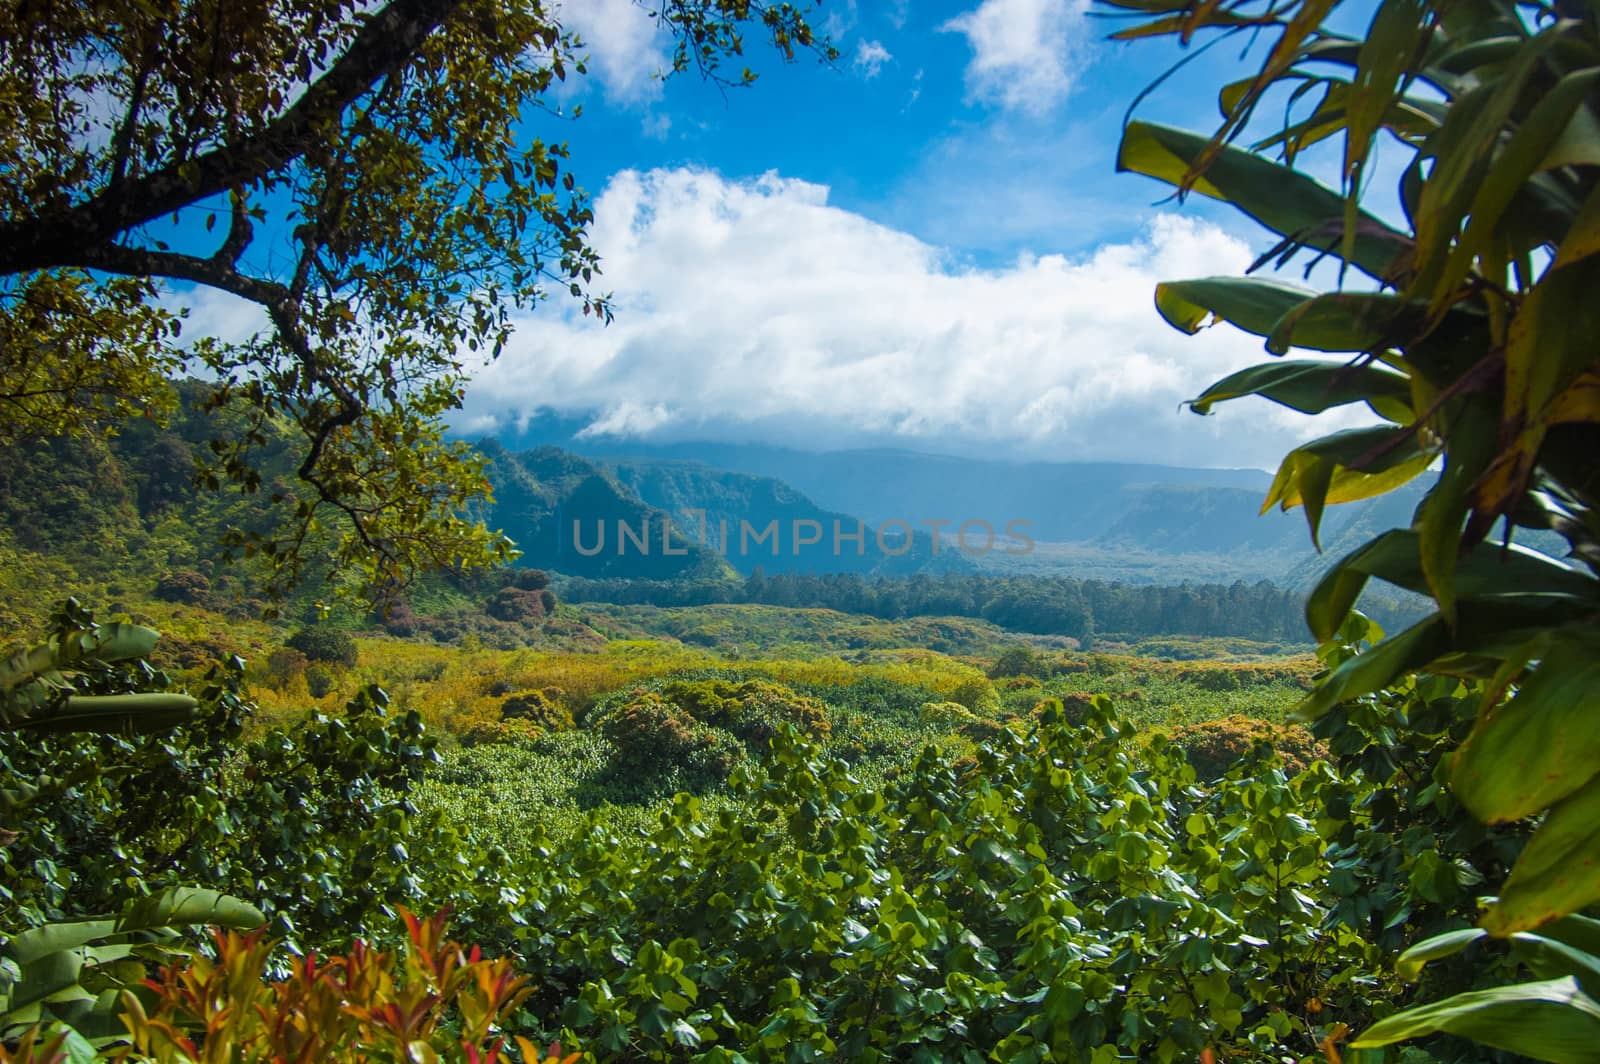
[{"left": 0, "top": 0, "right": 831, "bottom": 601}]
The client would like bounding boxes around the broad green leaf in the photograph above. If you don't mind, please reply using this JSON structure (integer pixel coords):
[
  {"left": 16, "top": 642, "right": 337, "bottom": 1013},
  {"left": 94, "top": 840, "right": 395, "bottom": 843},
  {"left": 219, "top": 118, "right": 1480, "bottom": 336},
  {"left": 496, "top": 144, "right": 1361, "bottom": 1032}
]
[
  {"left": 1154, "top": 277, "right": 1317, "bottom": 339},
  {"left": 1305, "top": 529, "right": 1596, "bottom": 641},
  {"left": 1453, "top": 633, "right": 1600, "bottom": 823},
  {"left": 1485, "top": 774, "right": 1600, "bottom": 935},
  {"left": 1187, "top": 359, "right": 1411, "bottom": 417},
  {"left": 1512, "top": 933, "right": 1600, "bottom": 998},
  {"left": 4, "top": 951, "right": 83, "bottom": 1014},
  {"left": 1540, "top": 915, "right": 1600, "bottom": 959},
  {"left": 1437, "top": 68, "right": 1600, "bottom": 305},
  {"left": 1263, "top": 426, "right": 1433, "bottom": 548},
  {"left": 1344, "top": 0, "right": 1430, "bottom": 270},
  {"left": 1410, "top": 30, "right": 1560, "bottom": 300},
  {"left": 1117, "top": 121, "right": 1410, "bottom": 279},
  {"left": 1263, "top": 292, "right": 1424, "bottom": 355},
  {"left": 84, "top": 623, "right": 161, "bottom": 665},
  {"left": 117, "top": 888, "right": 265, "bottom": 933},
  {"left": 4, "top": 921, "right": 117, "bottom": 967},
  {"left": 21, "top": 694, "right": 197, "bottom": 735},
  {"left": 1415, "top": 399, "right": 1499, "bottom": 621},
  {"left": 1294, "top": 614, "right": 1453, "bottom": 720},
  {"left": 1396, "top": 927, "right": 1488, "bottom": 980},
  {"left": 1352, "top": 976, "right": 1600, "bottom": 1061}
]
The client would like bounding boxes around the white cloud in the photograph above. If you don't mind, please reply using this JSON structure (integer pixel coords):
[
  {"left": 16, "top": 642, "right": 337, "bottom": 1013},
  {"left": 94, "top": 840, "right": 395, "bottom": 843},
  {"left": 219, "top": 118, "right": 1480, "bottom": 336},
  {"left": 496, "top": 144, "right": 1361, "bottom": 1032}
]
[
  {"left": 557, "top": 0, "right": 667, "bottom": 105},
  {"left": 461, "top": 168, "right": 1377, "bottom": 470},
  {"left": 854, "top": 39, "right": 892, "bottom": 79},
  {"left": 942, "top": 0, "right": 1088, "bottom": 114},
  {"left": 641, "top": 111, "right": 672, "bottom": 140},
  {"left": 165, "top": 285, "right": 268, "bottom": 348}
]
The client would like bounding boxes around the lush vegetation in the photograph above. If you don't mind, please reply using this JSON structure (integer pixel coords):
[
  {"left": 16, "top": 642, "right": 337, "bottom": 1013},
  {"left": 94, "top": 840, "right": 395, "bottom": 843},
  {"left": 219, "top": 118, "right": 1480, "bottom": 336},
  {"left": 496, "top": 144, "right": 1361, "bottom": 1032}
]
[{"left": 7, "top": 0, "right": 1600, "bottom": 1058}]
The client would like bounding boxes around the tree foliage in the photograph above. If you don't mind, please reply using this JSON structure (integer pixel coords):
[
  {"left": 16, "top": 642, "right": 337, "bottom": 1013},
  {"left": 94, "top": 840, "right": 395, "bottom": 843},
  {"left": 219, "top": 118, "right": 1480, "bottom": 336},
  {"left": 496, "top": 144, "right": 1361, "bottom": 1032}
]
[
  {"left": 1102, "top": 0, "right": 1600, "bottom": 1051},
  {"left": 0, "top": 0, "right": 832, "bottom": 601}
]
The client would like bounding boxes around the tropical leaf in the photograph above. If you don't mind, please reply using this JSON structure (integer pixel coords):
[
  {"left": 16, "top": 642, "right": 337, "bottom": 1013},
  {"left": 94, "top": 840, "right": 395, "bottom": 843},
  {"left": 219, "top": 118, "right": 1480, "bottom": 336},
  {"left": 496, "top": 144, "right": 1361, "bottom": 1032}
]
[
  {"left": 1117, "top": 121, "right": 1412, "bottom": 280},
  {"left": 1186, "top": 358, "right": 1411, "bottom": 417},
  {"left": 1352, "top": 977, "right": 1600, "bottom": 1062}
]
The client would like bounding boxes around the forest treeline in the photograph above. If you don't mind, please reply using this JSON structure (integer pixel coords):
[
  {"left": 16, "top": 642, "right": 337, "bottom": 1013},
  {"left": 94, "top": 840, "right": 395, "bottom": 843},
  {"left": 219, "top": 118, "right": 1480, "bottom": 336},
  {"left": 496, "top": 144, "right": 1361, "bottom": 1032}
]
[{"left": 556, "top": 569, "right": 1430, "bottom": 645}]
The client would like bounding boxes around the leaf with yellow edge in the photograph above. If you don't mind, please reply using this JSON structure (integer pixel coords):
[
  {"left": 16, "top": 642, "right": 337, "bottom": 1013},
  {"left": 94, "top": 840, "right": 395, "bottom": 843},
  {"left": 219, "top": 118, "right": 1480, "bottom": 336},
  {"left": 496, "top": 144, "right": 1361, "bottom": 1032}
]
[
  {"left": 1482, "top": 772, "right": 1600, "bottom": 936},
  {"left": 1263, "top": 426, "right": 1434, "bottom": 548}
]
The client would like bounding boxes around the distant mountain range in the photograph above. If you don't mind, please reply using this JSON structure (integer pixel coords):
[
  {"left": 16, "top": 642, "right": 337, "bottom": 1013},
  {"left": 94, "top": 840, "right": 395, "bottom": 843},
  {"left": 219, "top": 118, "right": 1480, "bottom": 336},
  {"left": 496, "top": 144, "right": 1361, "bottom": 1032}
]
[
  {"left": 479, "top": 429, "right": 1440, "bottom": 586},
  {"left": 477, "top": 444, "right": 964, "bottom": 580}
]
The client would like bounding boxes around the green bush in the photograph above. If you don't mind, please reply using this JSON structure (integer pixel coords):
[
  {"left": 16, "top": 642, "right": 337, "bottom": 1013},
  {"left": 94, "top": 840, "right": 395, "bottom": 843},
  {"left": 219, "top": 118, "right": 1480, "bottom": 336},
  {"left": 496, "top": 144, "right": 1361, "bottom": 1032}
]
[
  {"left": 598, "top": 691, "right": 744, "bottom": 789},
  {"left": 989, "top": 646, "right": 1045, "bottom": 680},
  {"left": 1170, "top": 714, "right": 1324, "bottom": 780},
  {"left": 499, "top": 688, "right": 574, "bottom": 732},
  {"left": 285, "top": 626, "right": 358, "bottom": 668},
  {"left": 659, "top": 678, "right": 831, "bottom": 746}
]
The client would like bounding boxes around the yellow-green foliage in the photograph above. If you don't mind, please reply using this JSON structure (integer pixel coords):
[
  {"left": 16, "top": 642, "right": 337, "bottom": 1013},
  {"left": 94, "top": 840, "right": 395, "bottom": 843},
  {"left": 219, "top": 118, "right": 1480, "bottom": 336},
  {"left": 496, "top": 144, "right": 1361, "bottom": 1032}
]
[
  {"left": 659, "top": 678, "right": 830, "bottom": 744},
  {"left": 599, "top": 691, "right": 746, "bottom": 785},
  {"left": 1168, "top": 714, "right": 1325, "bottom": 780}
]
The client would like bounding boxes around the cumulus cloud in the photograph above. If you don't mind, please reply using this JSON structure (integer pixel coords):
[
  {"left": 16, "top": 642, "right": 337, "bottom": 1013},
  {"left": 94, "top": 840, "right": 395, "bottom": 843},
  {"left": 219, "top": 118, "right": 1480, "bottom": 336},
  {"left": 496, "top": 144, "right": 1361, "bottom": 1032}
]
[
  {"left": 854, "top": 39, "right": 892, "bottom": 78},
  {"left": 557, "top": 0, "right": 667, "bottom": 105},
  {"left": 460, "top": 167, "right": 1376, "bottom": 470},
  {"left": 942, "top": 0, "right": 1088, "bottom": 113}
]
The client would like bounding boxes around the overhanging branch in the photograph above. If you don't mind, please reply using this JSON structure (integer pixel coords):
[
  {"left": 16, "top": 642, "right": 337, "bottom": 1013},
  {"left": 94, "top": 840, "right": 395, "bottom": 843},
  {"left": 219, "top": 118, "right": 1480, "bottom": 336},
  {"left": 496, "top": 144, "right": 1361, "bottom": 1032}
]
[{"left": 0, "top": 0, "right": 466, "bottom": 277}]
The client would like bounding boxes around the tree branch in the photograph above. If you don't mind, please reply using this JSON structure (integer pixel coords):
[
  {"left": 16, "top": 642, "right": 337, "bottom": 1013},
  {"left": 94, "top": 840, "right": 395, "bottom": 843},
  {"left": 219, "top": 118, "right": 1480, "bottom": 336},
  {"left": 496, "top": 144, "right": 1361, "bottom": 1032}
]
[{"left": 0, "top": 0, "right": 466, "bottom": 277}]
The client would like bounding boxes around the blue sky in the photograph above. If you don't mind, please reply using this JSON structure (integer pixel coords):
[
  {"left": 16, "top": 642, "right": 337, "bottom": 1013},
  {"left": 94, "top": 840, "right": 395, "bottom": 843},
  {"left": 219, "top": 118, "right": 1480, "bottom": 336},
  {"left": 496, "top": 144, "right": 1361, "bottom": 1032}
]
[{"left": 176, "top": 0, "right": 1390, "bottom": 472}]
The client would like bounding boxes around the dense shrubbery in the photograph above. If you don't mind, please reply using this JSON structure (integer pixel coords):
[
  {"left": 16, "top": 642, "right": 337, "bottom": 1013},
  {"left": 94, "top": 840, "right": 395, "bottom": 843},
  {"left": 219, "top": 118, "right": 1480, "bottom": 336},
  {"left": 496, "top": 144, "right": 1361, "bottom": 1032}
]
[
  {"left": 657, "top": 679, "right": 831, "bottom": 745},
  {"left": 597, "top": 692, "right": 746, "bottom": 792},
  {"left": 1169, "top": 714, "right": 1324, "bottom": 780},
  {"left": 119, "top": 911, "right": 572, "bottom": 1064},
  {"left": 0, "top": 603, "right": 1542, "bottom": 1061},
  {"left": 285, "top": 626, "right": 358, "bottom": 668}
]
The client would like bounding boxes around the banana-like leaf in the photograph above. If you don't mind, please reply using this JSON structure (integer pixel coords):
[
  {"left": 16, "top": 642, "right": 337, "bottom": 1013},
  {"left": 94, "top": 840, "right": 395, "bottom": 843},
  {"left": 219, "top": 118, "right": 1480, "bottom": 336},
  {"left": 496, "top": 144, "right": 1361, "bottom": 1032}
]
[
  {"left": 1352, "top": 976, "right": 1600, "bottom": 1061},
  {"left": 1295, "top": 597, "right": 1591, "bottom": 720},
  {"left": 1484, "top": 775, "right": 1600, "bottom": 936},
  {"left": 20, "top": 694, "right": 198, "bottom": 736},
  {"left": 1264, "top": 291, "right": 1424, "bottom": 355},
  {"left": 116, "top": 887, "right": 265, "bottom": 933},
  {"left": 78, "top": 623, "right": 161, "bottom": 666},
  {"left": 1117, "top": 121, "right": 1411, "bottom": 280},
  {"left": 1305, "top": 528, "right": 1597, "bottom": 641},
  {"left": 4, "top": 921, "right": 117, "bottom": 967},
  {"left": 1513, "top": 933, "right": 1600, "bottom": 999},
  {"left": 1263, "top": 426, "right": 1434, "bottom": 548},
  {"left": 1155, "top": 277, "right": 1318, "bottom": 338},
  {"left": 1452, "top": 633, "right": 1600, "bottom": 824},
  {"left": 3, "top": 952, "right": 83, "bottom": 1015},
  {"left": 1435, "top": 68, "right": 1600, "bottom": 306},
  {"left": 1395, "top": 927, "right": 1488, "bottom": 981},
  {"left": 1188, "top": 359, "right": 1411, "bottom": 417}
]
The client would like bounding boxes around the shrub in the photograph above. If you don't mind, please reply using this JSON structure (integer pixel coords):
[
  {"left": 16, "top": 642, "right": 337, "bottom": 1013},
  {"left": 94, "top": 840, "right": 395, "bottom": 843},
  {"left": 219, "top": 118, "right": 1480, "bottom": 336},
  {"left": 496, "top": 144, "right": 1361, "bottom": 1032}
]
[
  {"left": 285, "top": 626, "right": 358, "bottom": 668},
  {"left": 262, "top": 647, "right": 309, "bottom": 691},
  {"left": 949, "top": 677, "right": 1001, "bottom": 715},
  {"left": 921, "top": 700, "right": 1012, "bottom": 746},
  {"left": 499, "top": 688, "right": 573, "bottom": 732},
  {"left": 118, "top": 910, "right": 577, "bottom": 1064},
  {"left": 486, "top": 587, "right": 548, "bottom": 624},
  {"left": 304, "top": 664, "right": 336, "bottom": 699},
  {"left": 505, "top": 567, "right": 551, "bottom": 591},
  {"left": 153, "top": 569, "right": 210, "bottom": 605},
  {"left": 989, "top": 646, "right": 1044, "bottom": 680},
  {"left": 599, "top": 692, "right": 744, "bottom": 786},
  {"left": 1171, "top": 715, "right": 1325, "bottom": 780},
  {"left": 660, "top": 678, "right": 830, "bottom": 745}
]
